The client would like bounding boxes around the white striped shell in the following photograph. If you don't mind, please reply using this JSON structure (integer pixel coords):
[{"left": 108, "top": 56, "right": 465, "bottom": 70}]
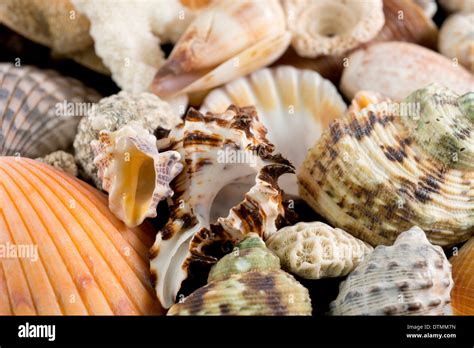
[
  {"left": 330, "top": 226, "right": 453, "bottom": 315},
  {"left": 0, "top": 63, "right": 100, "bottom": 158},
  {"left": 266, "top": 222, "right": 373, "bottom": 279},
  {"left": 201, "top": 66, "right": 346, "bottom": 196},
  {"left": 91, "top": 123, "right": 183, "bottom": 227},
  {"left": 439, "top": 12, "right": 474, "bottom": 73}
]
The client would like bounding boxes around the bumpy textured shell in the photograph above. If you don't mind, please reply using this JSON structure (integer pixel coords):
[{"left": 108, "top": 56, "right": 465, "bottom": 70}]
[
  {"left": 450, "top": 237, "right": 474, "bottom": 315},
  {"left": 73, "top": 91, "right": 183, "bottom": 187},
  {"left": 91, "top": 123, "right": 182, "bottom": 227},
  {"left": 330, "top": 227, "right": 453, "bottom": 315},
  {"left": 439, "top": 12, "right": 474, "bottom": 73},
  {"left": 151, "top": 0, "right": 291, "bottom": 97},
  {"left": 340, "top": 42, "right": 474, "bottom": 101},
  {"left": 266, "top": 222, "right": 373, "bottom": 279},
  {"left": 201, "top": 66, "right": 346, "bottom": 196},
  {"left": 168, "top": 236, "right": 312, "bottom": 315},
  {"left": 0, "top": 63, "right": 100, "bottom": 158},
  {"left": 150, "top": 106, "right": 294, "bottom": 309},
  {"left": 298, "top": 85, "right": 474, "bottom": 247},
  {"left": 36, "top": 150, "right": 78, "bottom": 176},
  {"left": 0, "top": 157, "right": 162, "bottom": 315}
]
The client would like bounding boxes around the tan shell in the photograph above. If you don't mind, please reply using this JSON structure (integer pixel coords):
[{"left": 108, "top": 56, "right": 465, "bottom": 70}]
[
  {"left": 298, "top": 85, "right": 474, "bottom": 247},
  {"left": 439, "top": 12, "right": 474, "bottom": 73},
  {"left": 266, "top": 222, "right": 373, "bottom": 279},
  {"left": 283, "top": 0, "right": 384, "bottom": 58},
  {"left": 330, "top": 227, "right": 453, "bottom": 315},
  {"left": 439, "top": 0, "right": 474, "bottom": 12},
  {"left": 340, "top": 41, "right": 474, "bottom": 101},
  {"left": 200, "top": 66, "right": 346, "bottom": 196},
  {"left": 450, "top": 237, "right": 474, "bottom": 315}
]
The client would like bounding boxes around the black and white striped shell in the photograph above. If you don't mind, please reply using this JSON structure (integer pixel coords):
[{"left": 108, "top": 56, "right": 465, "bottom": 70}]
[
  {"left": 0, "top": 63, "right": 100, "bottom": 158},
  {"left": 330, "top": 226, "right": 453, "bottom": 315}
]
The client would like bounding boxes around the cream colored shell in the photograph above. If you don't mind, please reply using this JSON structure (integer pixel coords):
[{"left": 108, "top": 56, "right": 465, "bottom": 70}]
[
  {"left": 439, "top": 0, "right": 474, "bottom": 12},
  {"left": 266, "top": 222, "right": 373, "bottom": 279}
]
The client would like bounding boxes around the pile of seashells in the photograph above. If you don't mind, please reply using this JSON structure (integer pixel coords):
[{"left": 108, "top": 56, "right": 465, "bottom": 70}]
[{"left": 0, "top": 0, "right": 472, "bottom": 316}]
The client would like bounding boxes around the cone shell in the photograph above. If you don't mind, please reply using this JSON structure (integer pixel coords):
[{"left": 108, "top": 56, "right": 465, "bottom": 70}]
[
  {"left": 283, "top": 0, "right": 385, "bottom": 58},
  {"left": 266, "top": 222, "right": 373, "bottom": 280},
  {"left": 168, "top": 236, "right": 312, "bottom": 315},
  {"left": 450, "top": 237, "right": 474, "bottom": 315},
  {"left": 330, "top": 227, "right": 453, "bottom": 315},
  {"left": 298, "top": 85, "right": 474, "bottom": 247},
  {"left": 0, "top": 63, "right": 100, "bottom": 158},
  {"left": 340, "top": 42, "right": 474, "bottom": 101},
  {"left": 0, "top": 157, "right": 163, "bottom": 315},
  {"left": 201, "top": 66, "right": 346, "bottom": 196},
  {"left": 439, "top": 12, "right": 474, "bottom": 73}
]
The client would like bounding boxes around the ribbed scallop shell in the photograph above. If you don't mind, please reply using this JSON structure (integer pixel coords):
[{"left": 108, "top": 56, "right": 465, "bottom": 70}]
[
  {"left": 340, "top": 42, "right": 474, "bottom": 101},
  {"left": 0, "top": 157, "right": 162, "bottom": 315},
  {"left": 298, "top": 84, "right": 474, "bottom": 247},
  {"left": 330, "top": 227, "right": 453, "bottom": 315},
  {"left": 266, "top": 222, "right": 373, "bottom": 279},
  {"left": 439, "top": 12, "right": 474, "bottom": 73},
  {"left": 0, "top": 63, "right": 100, "bottom": 158},
  {"left": 201, "top": 66, "right": 346, "bottom": 196},
  {"left": 450, "top": 237, "right": 474, "bottom": 315}
]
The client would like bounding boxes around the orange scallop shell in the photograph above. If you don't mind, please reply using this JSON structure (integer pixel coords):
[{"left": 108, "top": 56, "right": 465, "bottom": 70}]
[
  {"left": 451, "top": 238, "right": 474, "bottom": 315},
  {"left": 0, "top": 157, "right": 163, "bottom": 315}
]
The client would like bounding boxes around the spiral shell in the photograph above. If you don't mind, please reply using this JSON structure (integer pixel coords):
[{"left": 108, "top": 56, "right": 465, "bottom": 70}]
[
  {"left": 0, "top": 157, "right": 162, "bottom": 315},
  {"left": 168, "top": 235, "right": 312, "bottom": 316},
  {"left": 450, "top": 237, "right": 474, "bottom": 315},
  {"left": 266, "top": 222, "right": 373, "bottom": 280},
  {"left": 0, "top": 63, "right": 100, "bottom": 158},
  {"left": 298, "top": 84, "right": 474, "bottom": 247},
  {"left": 330, "top": 226, "right": 453, "bottom": 315}
]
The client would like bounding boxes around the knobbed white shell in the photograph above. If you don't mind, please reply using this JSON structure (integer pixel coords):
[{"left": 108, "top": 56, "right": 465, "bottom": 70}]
[
  {"left": 0, "top": 63, "right": 100, "bottom": 158},
  {"left": 330, "top": 226, "right": 453, "bottom": 315},
  {"left": 283, "top": 0, "right": 385, "bottom": 58},
  {"left": 201, "top": 66, "right": 346, "bottom": 196},
  {"left": 439, "top": 12, "right": 474, "bottom": 73},
  {"left": 266, "top": 222, "right": 373, "bottom": 279}
]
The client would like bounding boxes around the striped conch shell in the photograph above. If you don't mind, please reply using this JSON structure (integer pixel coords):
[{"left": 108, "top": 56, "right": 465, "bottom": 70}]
[
  {"left": 282, "top": 0, "right": 385, "bottom": 58},
  {"left": 450, "top": 237, "right": 474, "bottom": 315},
  {"left": 298, "top": 84, "right": 474, "bottom": 247},
  {"left": 340, "top": 42, "right": 474, "bottom": 101},
  {"left": 150, "top": 106, "right": 294, "bottom": 309},
  {"left": 330, "top": 226, "right": 453, "bottom": 315},
  {"left": 168, "top": 235, "right": 312, "bottom": 315},
  {"left": 439, "top": 12, "right": 474, "bottom": 73},
  {"left": 266, "top": 222, "right": 373, "bottom": 279},
  {"left": 151, "top": 0, "right": 291, "bottom": 97},
  {"left": 200, "top": 66, "right": 346, "bottom": 196},
  {"left": 91, "top": 123, "right": 182, "bottom": 227}
]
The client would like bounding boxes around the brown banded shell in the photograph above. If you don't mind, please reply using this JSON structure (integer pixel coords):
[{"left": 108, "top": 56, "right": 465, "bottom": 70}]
[
  {"left": 450, "top": 237, "right": 474, "bottom": 315},
  {"left": 298, "top": 84, "right": 474, "bottom": 247},
  {"left": 330, "top": 227, "right": 453, "bottom": 315},
  {"left": 0, "top": 63, "right": 100, "bottom": 158},
  {"left": 167, "top": 235, "right": 312, "bottom": 315}
]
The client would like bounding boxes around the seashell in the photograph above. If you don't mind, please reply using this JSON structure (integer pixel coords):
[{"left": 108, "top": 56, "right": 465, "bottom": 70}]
[
  {"left": 266, "top": 222, "right": 373, "bottom": 280},
  {"left": 330, "top": 226, "right": 453, "bottom": 315},
  {"left": 36, "top": 150, "right": 78, "bottom": 177},
  {"left": 412, "top": 0, "right": 437, "bottom": 18},
  {"left": 91, "top": 123, "right": 183, "bottom": 227},
  {"left": 439, "top": 12, "right": 474, "bottom": 73},
  {"left": 274, "top": 0, "right": 438, "bottom": 85},
  {"left": 439, "top": 0, "right": 474, "bottom": 12},
  {"left": 168, "top": 235, "right": 312, "bottom": 315},
  {"left": 200, "top": 66, "right": 346, "bottom": 196},
  {"left": 340, "top": 42, "right": 474, "bottom": 101},
  {"left": 283, "top": 0, "right": 385, "bottom": 58},
  {"left": 149, "top": 106, "right": 294, "bottom": 309},
  {"left": 151, "top": 0, "right": 291, "bottom": 97},
  {"left": 450, "top": 237, "right": 474, "bottom": 315},
  {"left": 0, "top": 157, "right": 163, "bottom": 315},
  {"left": 74, "top": 91, "right": 183, "bottom": 188},
  {"left": 298, "top": 84, "right": 474, "bottom": 247},
  {"left": 0, "top": 63, "right": 100, "bottom": 158}
]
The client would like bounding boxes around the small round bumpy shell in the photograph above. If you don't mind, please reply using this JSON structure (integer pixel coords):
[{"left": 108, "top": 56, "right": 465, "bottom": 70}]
[
  {"left": 266, "top": 222, "right": 373, "bottom": 280},
  {"left": 330, "top": 227, "right": 453, "bottom": 316}
]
